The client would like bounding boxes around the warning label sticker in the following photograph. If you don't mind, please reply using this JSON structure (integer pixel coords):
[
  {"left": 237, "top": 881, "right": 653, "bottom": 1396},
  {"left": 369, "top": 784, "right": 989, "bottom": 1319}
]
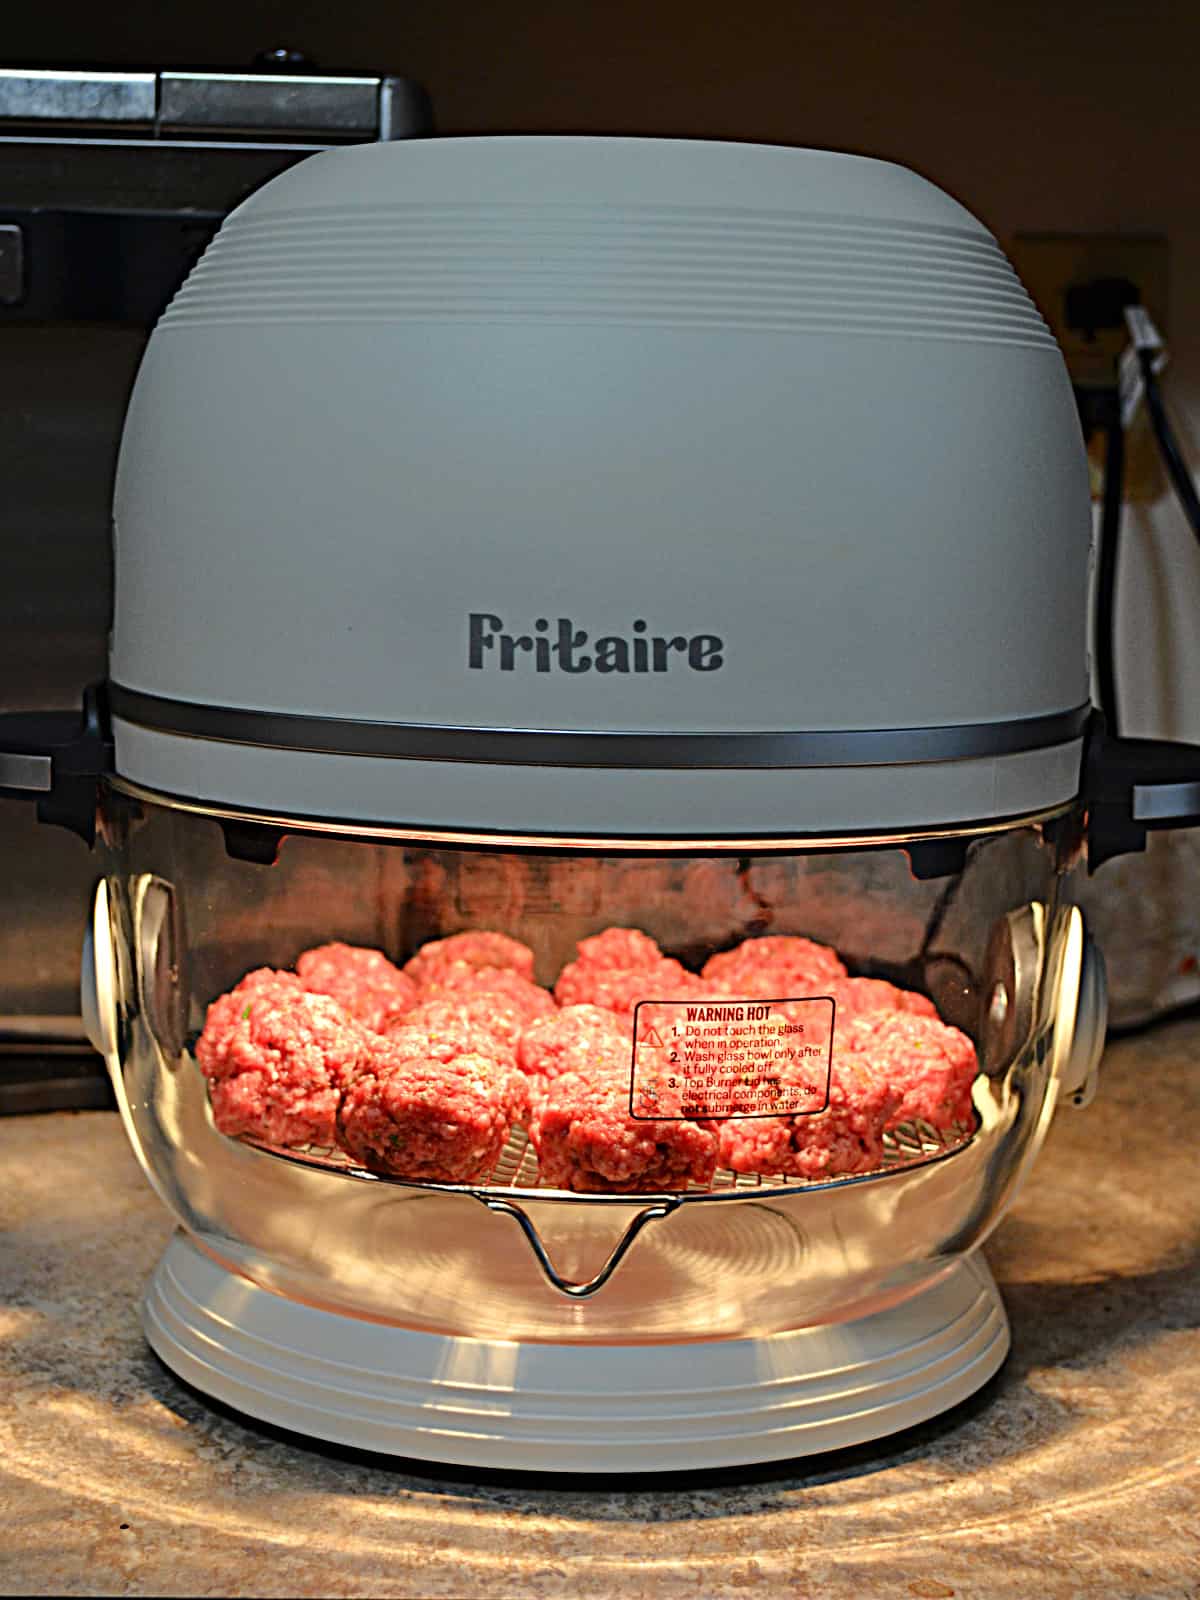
[{"left": 629, "top": 996, "right": 835, "bottom": 1121}]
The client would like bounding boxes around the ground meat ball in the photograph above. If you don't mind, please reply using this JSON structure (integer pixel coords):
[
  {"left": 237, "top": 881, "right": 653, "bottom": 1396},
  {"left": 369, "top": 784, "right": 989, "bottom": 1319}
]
[
  {"left": 574, "top": 927, "right": 664, "bottom": 971},
  {"left": 718, "top": 1057, "right": 901, "bottom": 1181},
  {"left": 383, "top": 1006, "right": 516, "bottom": 1071},
  {"left": 553, "top": 925, "right": 711, "bottom": 1016},
  {"left": 195, "top": 967, "right": 303, "bottom": 1075},
  {"left": 841, "top": 1012, "right": 978, "bottom": 1132},
  {"left": 196, "top": 982, "right": 372, "bottom": 1148},
  {"left": 555, "top": 957, "right": 708, "bottom": 1016},
  {"left": 529, "top": 1068, "right": 719, "bottom": 1193},
  {"left": 404, "top": 968, "right": 556, "bottom": 1053},
  {"left": 240, "top": 966, "right": 304, "bottom": 996},
  {"left": 555, "top": 950, "right": 708, "bottom": 1016},
  {"left": 295, "top": 942, "right": 419, "bottom": 1033},
  {"left": 702, "top": 935, "right": 848, "bottom": 998},
  {"left": 517, "top": 1004, "right": 631, "bottom": 1087},
  {"left": 827, "top": 977, "right": 939, "bottom": 1021},
  {"left": 422, "top": 964, "right": 554, "bottom": 1017},
  {"left": 337, "top": 1035, "right": 528, "bottom": 1182},
  {"left": 427, "top": 987, "right": 545, "bottom": 1056},
  {"left": 403, "top": 930, "right": 535, "bottom": 987}
]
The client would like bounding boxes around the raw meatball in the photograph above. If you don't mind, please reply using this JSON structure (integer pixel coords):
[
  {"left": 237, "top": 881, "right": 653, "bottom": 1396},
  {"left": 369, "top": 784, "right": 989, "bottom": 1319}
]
[
  {"left": 841, "top": 1012, "right": 978, "bottom": 1132},
  {"left": 718, "top": 1057, "right": 901, "bottom": 1181},
  {"left": 382, "top": 1007, "right": 517, "bottom": 1072},
  {"left": 556, "top": 957, "right": 708, "bottom": 1016},
  {"left": 574, "top": 927, "right": 664, "bottom": 971},
  {"left": 828, "top": 977, "right": 939, "bottom": 1021},
  {"left": 337, "top": 1032, "right": 528, "bottom": 1182},
  {"left": 406, "top": 968, "right": 556, "bottom": 1052},
  {"left": 403, "top": 929, "right": 535, "bottom": 987},
  {"left": 421, "top": 963, "right": 554, "bottom": 1016},
  {"left": 194, "top": 967, "right": 303, "bottom": 1070},
  {"left": 702, "top": 935, "right": 847, "bottom": 998},
  {"left": 517, "top": 1004, "right": 631, "bottom": 1086},
  {"left": 200, "top": 965, "right": 302, "bottom": 1020},
  {"left": 529, "top": 1067, "right": 719, "bottom": 1193},
  {"left": 296, "top": 942, "right": 419, "bottom": 1033},
  {"left": 237, "top": 966, "right": 304, "bottom": 996},
  {"left": 554, "top": 927, "right": 709, "bottom": 1015},
  {"left": 196, "top": 978, "right": 372, "bottom": 1148}
]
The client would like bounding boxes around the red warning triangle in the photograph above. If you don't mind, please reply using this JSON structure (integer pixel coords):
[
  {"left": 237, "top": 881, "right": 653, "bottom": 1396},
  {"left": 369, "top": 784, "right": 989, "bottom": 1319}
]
[{"left": 641, "top": 1025, "right": 666, "bottom": 1049}]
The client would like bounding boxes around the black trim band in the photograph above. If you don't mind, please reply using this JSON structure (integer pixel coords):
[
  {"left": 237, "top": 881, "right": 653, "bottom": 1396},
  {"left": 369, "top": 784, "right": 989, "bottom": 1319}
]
[{"left": 109, "top": 686, "right": 1090, "bottom": 771}]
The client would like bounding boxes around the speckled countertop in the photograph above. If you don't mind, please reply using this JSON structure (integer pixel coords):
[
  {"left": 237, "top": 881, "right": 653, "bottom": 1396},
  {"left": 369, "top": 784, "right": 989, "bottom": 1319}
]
[{"left": 3, "top": 1020, "right": 1198, "bottom": 1600}]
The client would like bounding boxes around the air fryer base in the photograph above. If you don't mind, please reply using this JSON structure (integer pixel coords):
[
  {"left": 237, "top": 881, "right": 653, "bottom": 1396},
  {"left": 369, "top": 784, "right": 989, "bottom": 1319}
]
[{"left": 144, "top": 1231, "right": 1009, "bottom": 1473}]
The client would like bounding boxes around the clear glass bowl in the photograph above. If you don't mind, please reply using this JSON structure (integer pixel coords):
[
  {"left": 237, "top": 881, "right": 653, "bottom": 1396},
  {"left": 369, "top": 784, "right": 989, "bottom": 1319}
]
[{"left": 91, "top": 778, "right": 1088, "bottom": 1344}]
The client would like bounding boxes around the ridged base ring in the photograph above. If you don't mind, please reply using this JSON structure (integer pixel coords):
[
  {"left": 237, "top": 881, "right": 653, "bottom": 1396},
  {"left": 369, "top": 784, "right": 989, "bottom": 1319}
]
[{"left": 144, "top": 1231, "right": 1009, "bottom": 1473}]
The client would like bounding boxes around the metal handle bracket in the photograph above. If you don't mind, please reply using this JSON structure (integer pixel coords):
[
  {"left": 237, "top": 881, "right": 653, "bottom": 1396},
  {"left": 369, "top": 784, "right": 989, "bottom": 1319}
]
[
  {"left": 0, "top": 683, "right": 111, "bottom": 844},
  {"left": 1086, "top": 714, "right": 1200, "bottom": 871},
  {"left": 478, "top": 1194, "right": 679, "bottom": 1298}
]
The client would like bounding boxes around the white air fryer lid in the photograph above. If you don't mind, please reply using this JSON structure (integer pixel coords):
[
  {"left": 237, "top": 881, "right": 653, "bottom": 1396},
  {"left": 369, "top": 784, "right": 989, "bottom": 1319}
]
[{"left": 101, "top": 136, "right": 1088, "bottom": 835}]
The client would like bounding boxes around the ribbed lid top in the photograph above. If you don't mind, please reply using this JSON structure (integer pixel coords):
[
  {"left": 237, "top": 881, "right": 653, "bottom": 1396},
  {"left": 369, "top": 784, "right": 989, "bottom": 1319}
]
[
  {"left": 162, "top": 136, "right": 1048, "bottom": 347},
  {"left": 230, "top": 135, "right": 988, "bottom": 233}
]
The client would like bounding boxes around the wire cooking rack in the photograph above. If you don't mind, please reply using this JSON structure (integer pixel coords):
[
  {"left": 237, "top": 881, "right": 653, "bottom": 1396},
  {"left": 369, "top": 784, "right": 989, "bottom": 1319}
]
[{"left": 251, "top": 1116, "right": 972, "bottom": 1196}]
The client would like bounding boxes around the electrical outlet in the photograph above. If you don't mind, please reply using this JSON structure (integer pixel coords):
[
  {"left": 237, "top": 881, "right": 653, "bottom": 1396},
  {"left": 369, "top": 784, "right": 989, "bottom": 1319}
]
[{"left": 1009, "top": 233, "right": 1169, "bottom": 501}]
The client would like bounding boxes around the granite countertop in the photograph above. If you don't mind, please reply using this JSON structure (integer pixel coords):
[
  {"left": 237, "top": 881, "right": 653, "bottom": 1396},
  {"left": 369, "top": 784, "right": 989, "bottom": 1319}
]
[{"left": 2, "top": 1020, "right": 1197, "bottom": 1600}]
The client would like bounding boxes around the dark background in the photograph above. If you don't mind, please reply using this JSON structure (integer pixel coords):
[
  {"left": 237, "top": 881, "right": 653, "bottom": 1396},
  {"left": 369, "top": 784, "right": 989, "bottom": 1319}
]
[{"left": 2, "top": 1, "right": 1195, "bottom": 240}]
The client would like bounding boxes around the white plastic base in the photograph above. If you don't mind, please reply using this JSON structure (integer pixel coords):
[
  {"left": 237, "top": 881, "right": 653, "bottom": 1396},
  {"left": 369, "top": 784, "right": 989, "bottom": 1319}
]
[{"left": 144, "top": 1233, "right": 1009, "bottom": 1473}]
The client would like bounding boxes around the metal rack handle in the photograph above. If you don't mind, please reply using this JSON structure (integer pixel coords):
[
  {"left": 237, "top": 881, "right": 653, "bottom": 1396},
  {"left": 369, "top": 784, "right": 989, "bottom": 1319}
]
[{"left": 477, "top": 1194, "right": 680, "bottom": 1297}]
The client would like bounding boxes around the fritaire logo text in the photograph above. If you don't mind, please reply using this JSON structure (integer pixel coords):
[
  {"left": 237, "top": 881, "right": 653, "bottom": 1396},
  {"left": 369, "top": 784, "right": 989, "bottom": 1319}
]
[{"left": 468, "top": 613, "right": 726, "bottom": 674}]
